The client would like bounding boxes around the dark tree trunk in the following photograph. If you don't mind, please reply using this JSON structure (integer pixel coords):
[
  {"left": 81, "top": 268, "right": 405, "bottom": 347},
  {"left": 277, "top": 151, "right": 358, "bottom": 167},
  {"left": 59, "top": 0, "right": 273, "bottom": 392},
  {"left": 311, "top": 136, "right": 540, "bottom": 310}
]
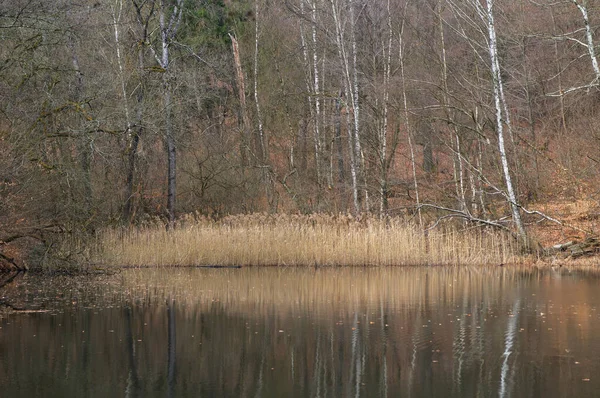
[{"left": 165, "top": 79, "right": 176, "bottom": 226}]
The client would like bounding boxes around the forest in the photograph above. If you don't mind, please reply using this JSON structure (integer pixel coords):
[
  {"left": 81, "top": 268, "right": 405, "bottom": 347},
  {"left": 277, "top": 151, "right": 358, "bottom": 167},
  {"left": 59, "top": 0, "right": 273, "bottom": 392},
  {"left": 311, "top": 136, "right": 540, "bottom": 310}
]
[{"left": 2, "top": 0, "right": 600, "bottom": 268}]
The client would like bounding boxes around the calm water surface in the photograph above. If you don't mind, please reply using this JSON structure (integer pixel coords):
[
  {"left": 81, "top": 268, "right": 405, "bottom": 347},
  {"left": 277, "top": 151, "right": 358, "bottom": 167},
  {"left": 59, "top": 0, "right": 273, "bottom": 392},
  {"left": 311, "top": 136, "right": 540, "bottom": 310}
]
[{"left": 1, "top": 267, "right": 600, "bottom": 397}]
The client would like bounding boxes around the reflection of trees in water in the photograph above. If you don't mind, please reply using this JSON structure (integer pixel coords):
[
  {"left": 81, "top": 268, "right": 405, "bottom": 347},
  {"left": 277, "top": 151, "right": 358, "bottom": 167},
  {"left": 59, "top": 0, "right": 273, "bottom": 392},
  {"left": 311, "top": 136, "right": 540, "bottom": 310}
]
[
  {"left": 1, "top": 267, "right": 600, "bottom": 396},
  {"left": 124, "top": 306, "right": 140, "bottom": 398},
  {"left": 499, "top": 298, "right": 520, "bottom": 398},
  {"left": 167, "top": 299, "right": 176, "bottom": 398}
]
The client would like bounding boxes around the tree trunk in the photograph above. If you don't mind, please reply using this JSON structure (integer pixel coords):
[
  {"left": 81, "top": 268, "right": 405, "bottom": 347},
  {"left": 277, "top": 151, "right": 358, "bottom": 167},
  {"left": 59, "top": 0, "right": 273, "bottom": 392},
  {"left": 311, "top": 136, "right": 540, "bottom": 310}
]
[
  {"left": 68, "top": 34, "right": 92, "bottom": 216},
  {"left": 254, "top": 0, "right": 266, "bottom": 163},
  {"left": 379, "top": 0, "right": 393, "bottom": 216},
  {"left": 165, "top": 81, "right": 176, "bottom": 226},
  {"left": 573, "top": 0, "right": 600, "bottom": 80},
  {"left": 160, "top": 2, "right": 175, "bottom": 225},
  {"left": 482, "top": 0, "right": 526, "bottom": 240},
  {"left": 123, "top": 44, "right": 144, "bottom": 223},
  {"left": 229, "top": 34, "right": 251, "bottom": 167},
  {"left": 334, "top": 92, "right": 346, "bottom": 204},
  {"left": 311, "top": 0, "right": 323, "bottom": 188},
  {"left": 253, "top": 0, "right": 275, "bottom": 212},
  {"left": 330, "top": 0, "right": 361, "bottom": 214},
  {"left": 300, "top": 0, "right": 323, "bottom": 205},
  {"left": 399, "top": 8, "right": 422, "bottom": 227},
  {"left": 112, "top": 0, "right": 136, "bottom": 223}
]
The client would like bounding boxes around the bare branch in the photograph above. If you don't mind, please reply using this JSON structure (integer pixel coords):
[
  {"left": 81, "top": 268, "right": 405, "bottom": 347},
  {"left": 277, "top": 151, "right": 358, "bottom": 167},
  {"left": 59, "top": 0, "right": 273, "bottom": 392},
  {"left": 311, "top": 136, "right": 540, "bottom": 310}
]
[
  {"left": 546, "top": 79, "right": 599, "bottom": 96},
  {"left": 416, "top": 203, "right": 515, "bottom": 235}
]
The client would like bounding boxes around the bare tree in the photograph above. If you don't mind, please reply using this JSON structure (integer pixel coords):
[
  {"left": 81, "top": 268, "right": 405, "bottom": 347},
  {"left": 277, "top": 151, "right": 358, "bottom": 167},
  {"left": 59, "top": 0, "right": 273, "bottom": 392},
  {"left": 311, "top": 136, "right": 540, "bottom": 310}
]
[
  {"left": 329, "top": 0, "right": 363, "bottom": 214},
  {"left": 132, "top": 0, "right": 183, "bottom": 225},
  {"left": 477, "top": 0, "right": 526, "bottom": 240},
  {"left": 446, "top": 0, "right": 527, "bottom": 240}
]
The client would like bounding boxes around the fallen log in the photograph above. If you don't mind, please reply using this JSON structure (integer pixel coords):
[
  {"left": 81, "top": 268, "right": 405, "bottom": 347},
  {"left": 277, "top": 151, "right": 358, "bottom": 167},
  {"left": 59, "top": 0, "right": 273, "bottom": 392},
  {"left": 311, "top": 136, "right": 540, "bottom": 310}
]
[{"left": 547, "top": 237, "right": 600, "bottom": 258}]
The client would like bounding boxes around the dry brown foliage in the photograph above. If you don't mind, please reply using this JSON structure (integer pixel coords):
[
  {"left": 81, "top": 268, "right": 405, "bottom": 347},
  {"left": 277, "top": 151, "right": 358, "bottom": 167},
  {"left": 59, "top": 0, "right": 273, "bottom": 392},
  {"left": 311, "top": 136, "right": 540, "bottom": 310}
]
[{"left": 95, "top": 213, "right": 521, "bottom": 267}]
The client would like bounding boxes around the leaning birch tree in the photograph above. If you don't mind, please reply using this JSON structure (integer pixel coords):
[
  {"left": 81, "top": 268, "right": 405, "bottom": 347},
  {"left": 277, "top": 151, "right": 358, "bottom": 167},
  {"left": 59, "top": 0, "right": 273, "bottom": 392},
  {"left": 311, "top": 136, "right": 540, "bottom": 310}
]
[
  {"left": 476, "top": 0, "right": 526, "bottom": 240},
  {"left": 446, "top": 0, "right": 527, "bottom": 240}
]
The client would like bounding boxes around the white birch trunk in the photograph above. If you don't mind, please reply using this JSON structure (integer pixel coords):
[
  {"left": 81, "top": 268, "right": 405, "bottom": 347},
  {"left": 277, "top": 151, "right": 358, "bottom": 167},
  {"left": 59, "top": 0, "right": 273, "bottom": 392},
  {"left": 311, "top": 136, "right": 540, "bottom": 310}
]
[
  {"left": 254, "top": 0, "right": 266, "bottom": 162},
  {"left": 254, "top": 0, "right": 275, "bottom": 211},
  {"left": 113, "top": 0, "right": 135, "bottom": 222},
  {"left": 345, "top": 89, "right": 360, "bottom": 214},
  {"left": 481, "top": 0, "right": 526, "bottom": 240},
  {"left": 379, "top": 0, "right": 393, "bottom": 216},
  {"left": 111, "top": 0, "right": 132, "bottom": 136},
  {"left": 349, "top": 0, "right": 368, "bottom": 211},
  {"left": 300, "top": 0, "right": 323, "bottom": 192},
  {"left": 330, "top": 0, "right": 360, "bottom": 214},
  {"left": 573, "top": 0, "right": 600, "bottom": 80},
  {"left": 311, "top": 0, "right": 323, "bottom": 181}
]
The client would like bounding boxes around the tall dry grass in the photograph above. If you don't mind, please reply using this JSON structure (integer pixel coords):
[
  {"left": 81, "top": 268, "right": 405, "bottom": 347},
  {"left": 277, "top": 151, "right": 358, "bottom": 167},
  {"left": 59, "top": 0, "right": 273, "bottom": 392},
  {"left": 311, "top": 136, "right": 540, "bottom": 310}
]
[{"left": 94, "top": 213, "right": 522, "bottom": 267}]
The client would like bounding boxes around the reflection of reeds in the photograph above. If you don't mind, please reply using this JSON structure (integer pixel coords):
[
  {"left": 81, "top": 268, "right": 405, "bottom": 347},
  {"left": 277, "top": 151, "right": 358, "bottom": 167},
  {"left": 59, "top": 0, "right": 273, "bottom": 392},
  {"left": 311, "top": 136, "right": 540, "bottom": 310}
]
[
  {"left": 118, "top": 267, "right": 530, "bottom": 313},
  {"left": 96, "top": 213, "right": 521, "bottom": 267}
]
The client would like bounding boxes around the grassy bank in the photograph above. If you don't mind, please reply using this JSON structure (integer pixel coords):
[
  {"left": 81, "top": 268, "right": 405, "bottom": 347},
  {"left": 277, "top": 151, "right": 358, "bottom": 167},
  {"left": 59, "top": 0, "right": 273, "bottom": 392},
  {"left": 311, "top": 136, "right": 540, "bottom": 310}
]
[{"left": 94, "top": 213, "right": 522, "bottom": 267}]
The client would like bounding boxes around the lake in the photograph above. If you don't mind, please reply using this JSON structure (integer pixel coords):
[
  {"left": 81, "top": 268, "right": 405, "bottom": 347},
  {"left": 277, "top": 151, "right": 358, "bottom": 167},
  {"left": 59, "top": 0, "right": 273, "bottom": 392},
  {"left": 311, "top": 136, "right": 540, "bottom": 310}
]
[{"left": 1, "top": 266, "right": 599, "bottom": 397}]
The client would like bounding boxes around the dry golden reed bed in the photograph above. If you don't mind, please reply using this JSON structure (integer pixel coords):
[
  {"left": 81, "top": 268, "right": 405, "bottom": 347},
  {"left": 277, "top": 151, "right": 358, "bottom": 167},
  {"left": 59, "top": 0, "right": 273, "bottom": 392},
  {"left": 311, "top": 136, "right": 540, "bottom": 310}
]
[{"left": 94, "top": 213, "right": 522, "bottom": 267}]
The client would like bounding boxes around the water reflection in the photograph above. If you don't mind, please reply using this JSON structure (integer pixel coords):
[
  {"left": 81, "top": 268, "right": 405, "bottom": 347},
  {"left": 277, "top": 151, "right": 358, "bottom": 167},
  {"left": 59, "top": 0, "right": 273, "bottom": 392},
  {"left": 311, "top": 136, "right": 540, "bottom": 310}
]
[
  {"left": 1, "top": 267, "right": 600, "bottom": 397},
  {"left": 499, "top": 299, "right": 520, "bottom": 398}
]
